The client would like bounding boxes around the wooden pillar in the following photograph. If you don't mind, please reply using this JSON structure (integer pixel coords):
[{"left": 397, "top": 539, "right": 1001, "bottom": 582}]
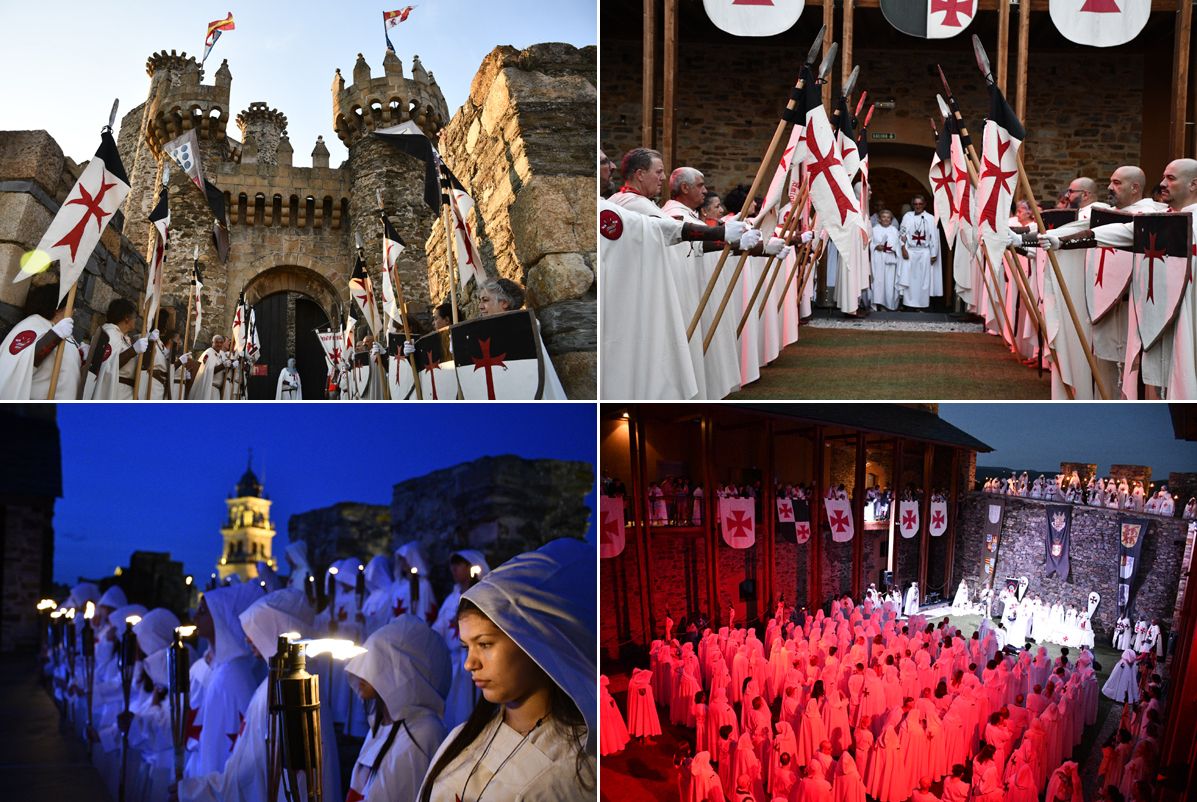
[
  {"left": 918, "top": 443, "right": 934, "bottom": 596},
  {"left": 663, "top": 0, "right": 678, "bottom": 171},
  {"left": 945, "top": 448, "right": 961, "bottom": 592},
  {"left": 996, "top": 0, "right": 1010, "bottom": 95},
  {"left": 852, "top": 432, "right": 866, "bottom": 598},
  {"left": 702, "top": 412, "right": 721, "bottom": 625},
  {"left": 811, "top": 425, "right": 825, "bottom": 609},
  {"left": 1014, "top": 0, "right": 1030, "bottom": 123},
  {"left": 1171, "top": 0, "right": 1193, "bottom": 159},
  {"left": 842, "top": 0, "right": 854, "bottom": 88},
  {"left": 888, "top": 438, "right": 904, "bottom": 576},
  {"left": 628, "top": 407, "right": 654, "bottom": 643},
  {"left": 822, "top": 0, "right": 834, "bottom": 110},
  {"left": 641, "top": 0, "right": 656, "bottom": 148},
  {"left": 765, "top": 419, "right": 776, "bottom": 614}
]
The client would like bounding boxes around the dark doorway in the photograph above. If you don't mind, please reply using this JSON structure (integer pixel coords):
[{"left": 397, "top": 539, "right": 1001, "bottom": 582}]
[{"left": 248, "top": 292, "right": 331, "bottom": 400}]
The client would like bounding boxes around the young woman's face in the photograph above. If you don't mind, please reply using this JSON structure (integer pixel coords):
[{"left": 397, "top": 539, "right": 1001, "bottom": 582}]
[{"left": 459, "top": 611, "right": 543, "bottom": 705}]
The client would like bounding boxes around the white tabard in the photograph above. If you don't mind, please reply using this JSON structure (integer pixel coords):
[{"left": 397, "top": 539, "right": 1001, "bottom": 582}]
[
  {"left": 871, "top": 224, "right": 900, "bottom": 310},
  {"left": 275, "top": 366, "right": 301, "bottom": 400},
  {"left": 85, "top": 323, "right": 135, "bottom": 400},
  {"left": 898, "top": 211, "right": 940, "bottom": 308},
  {"left": 0, "top": 314, "right": 82, "bottom": 400}
]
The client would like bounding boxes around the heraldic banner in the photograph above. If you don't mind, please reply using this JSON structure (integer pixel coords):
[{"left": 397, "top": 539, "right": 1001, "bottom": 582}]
[
  {"left": 1116, "top": 516, "right": 1149, "bottom": 617},
  {"left": 981, "top": 498, "right": 1004, "bottom": 589},
  {"left": 1044, "top": 505, "right": 1073, "bottom": 581}
]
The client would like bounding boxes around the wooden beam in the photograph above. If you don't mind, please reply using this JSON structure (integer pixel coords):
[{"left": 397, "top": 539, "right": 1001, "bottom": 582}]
[
  {"left": 823, "top": 0, "right": 834, "bottom": 110},
  {"left": 842, "top": 0, "right": 855, "bottom": 89},
  {"left": 1172, "top": 0, "right": 1193, "bottom": 159},
  {"left": 703, "top": 413, "right": 721, "bottom": 626},
  {"left": 1015, "top": 0, "right": 1031, "bottom": 123},
  {"left": 811, "top": 425, "right": 825, "bottom": 609},
  {"left": 996, "top": 0, "right": 1010, "bottom": 95},
  {"left": 945, "top": 448, "right": 961, "bottom": 592},
  {"left": 802, "top": 0, "right": 1176, "bottom": 9},
  {"left": 628, "top": 408, "right": 654, "bottom": 643},
  {"left": 918, "top": 442, "right": 933, "bottom": 595},
  {"left": 641, "top": 0, "right": 655, "bottom": 149},
  {"left": 663, "top": 0, "right": 678, "bottom": 171},
  {"left": 765, "top": 418, "right": 776, "bottom": 616},
  {"left": 853, "top": 432, "right": 866, "bottom": 598}
]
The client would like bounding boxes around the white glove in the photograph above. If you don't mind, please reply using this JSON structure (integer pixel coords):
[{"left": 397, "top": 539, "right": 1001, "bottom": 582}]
[
  {"left": 79, "top": 343, "right": 90, "bottom": 360},
  {"left": 370, "top": 343, "right": 384, "bottom": 357},
  {"left": 763, "top": 237, "right": 786, "bottom": 256},
  {"left": 739, "top": 228, "right": 763, "bottom": 251},
  {"left": 179, "top": 353, "right": 191, "bottom": 366},
  {"left": 403, "top": 340, "right": 416, "bottom": 356},
  {"left": 800, "top": 230, "right": 814, "bottom": 245},
  {"left": 148, "top": 329, "right": 160, "bottom": 342},
  {"left": 724, "top": 219, "right": 748, "bottom": 243},
  {"left": 184, "top": 369, "right": 193, "bottom": 381},
  {"left": 51, "top": 318, "right": 74, "bottom": 339},
  {"left": 778, "top": 245, "right": 795, "bottom": 262},
  {"left": 1006, "top": 231, "right": 1025, "bottom": 249},
  {"left": 1039, "top": 233, "right": 1062, "bottom": 251},
  {"left": 132, "top": 338, "right": 149, "bottom": 354}
]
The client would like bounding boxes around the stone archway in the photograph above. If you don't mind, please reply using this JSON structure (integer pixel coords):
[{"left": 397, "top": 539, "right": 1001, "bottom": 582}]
[{"left": 241, "top": 265, "right": 343, "bottom": 399}]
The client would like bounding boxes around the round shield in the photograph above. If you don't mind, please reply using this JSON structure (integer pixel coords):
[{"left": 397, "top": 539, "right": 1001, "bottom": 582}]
[
  {"left": 880, "top": 0, "right": 977, "bottom": 39},
  {"left": 1048, "top": 0, "right": 1151, "bottom": 48},
  {"left": 703, "top": 0, "right": 805, "bottom": 37}
]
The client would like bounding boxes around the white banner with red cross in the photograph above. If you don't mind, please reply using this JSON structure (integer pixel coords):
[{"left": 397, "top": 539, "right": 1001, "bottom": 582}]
[
  {"left": 719, "top": 497, "right": 756, "bottom": 549},
  {"left": 600, "top": 496, "right": 626, "bottom": 559}
]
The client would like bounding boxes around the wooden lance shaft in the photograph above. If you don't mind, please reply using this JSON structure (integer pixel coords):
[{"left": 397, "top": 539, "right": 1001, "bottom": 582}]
[
  {"left": 758, "top": 195, "right": 812, "bottom": 318},
  {"left": 45, "top": 285, "right": 77, "bottom": 400},
  {"left": 377, "top": 193, "right": 423, "bottom": 401},
  {"left": 766, "top": 212, "right": 816, "bottom": 317},
  {"left": 177, "top": 276, "right": 195, "bottom": 401},
  {"left": 1015, "top": 157, "right": 1112, "bottom": 400},
  {"left": 739, "top": 180, "right": 811, "bottom": 336},
  {"left": 439, "top": 166, "right": 462, "bottom": 325},
  {"left": 955, "top": 153, "right": 1019, "bottom": 348},
  {"left": 687, "top": 69, "right": 812, "bottom": 341},
  {"left": 782, "top": 235, "right": 826, "bottom": 313}
]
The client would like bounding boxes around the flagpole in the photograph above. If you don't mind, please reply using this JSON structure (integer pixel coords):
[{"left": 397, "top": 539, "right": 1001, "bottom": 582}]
[
  {"left": 132, "top": 166, "right": 170, "bottom": 401},
  {"left": 437, "top": 161, "right": 462, "bottom": 324},
  {"left": 741, "top": 177, "right": 810, "bottom": 333},
  {"left": 765, "top": 189, "right": 816, "bottom": 316},
  {"left": 378, "top": 191, "right": 422, "bottom": 400},
  {"left": 782, "top": 230, "right": 825, "bottom": 314},
  {"left": 177, "top": 250, "right": 197, "bottom": 401},
  {"left": 686, "top": 27, "right": 829, "bottom": 342}
]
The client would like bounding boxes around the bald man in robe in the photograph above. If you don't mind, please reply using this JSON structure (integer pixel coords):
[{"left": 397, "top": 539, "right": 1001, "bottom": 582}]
[{"left": 1042, "top": 159, "right": 1197, "bottom": 398}]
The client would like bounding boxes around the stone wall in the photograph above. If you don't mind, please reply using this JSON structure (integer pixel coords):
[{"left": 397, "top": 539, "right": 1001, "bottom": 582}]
[
  {"left": 0, "top": 131, "right": 150, "bottom": 344},
  {"left": 1059, "top": 462, "right": 1098, "bottom": 485},
  {"left": 600, "top": 31, "right": 1145, "bottom": 208},
  {"left": 1168, "top": 472, "right": 1197, "bottom": 508},
  {"left": 1109, "top": 464, "right": 1153, "bottom": 487},
  {"left": 390, "top": 454, "right": 593, "bottom": 597},
  {"left": 952, "top": 493, "right": 1187, "bottom": 640},
  {"left": 429, "top": 43, "right": 598, "bottom": 399},
  {"left": 287, "top": 502, "right": 391, "bottom": 572}
]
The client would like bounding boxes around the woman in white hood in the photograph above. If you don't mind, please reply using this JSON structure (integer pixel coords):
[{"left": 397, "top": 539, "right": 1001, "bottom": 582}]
[
  {"left": 178, "top": 587, "right": 341, "bottom": 802},
  {"left": 418, "top": 538, "right": 596, "bottom": 801},
  {"left": 128, "top": 608, "right": 183, "bottom": 802},
  {"left": 343, "top": 615, "right": 452, "bottom": 801},
  {"left": 431, "top": 549, "right": 491, "bottom": 731},
  {"left": 360, "top": 555, "right": 396, "bottom": 636},
  {"left": 284, "top": 541, "right": 313, "bottom": 589}
]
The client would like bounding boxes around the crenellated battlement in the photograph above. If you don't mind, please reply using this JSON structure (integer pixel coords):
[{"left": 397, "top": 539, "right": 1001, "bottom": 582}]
[
  {"left": 331, "top": 51, "right": 450, "bottom": 147},
  {"left": 142, "top": 51, "right": 232, "bottom": 157},
  {"left": 236, "top": 102, "right": 289, "bottom": 167}
]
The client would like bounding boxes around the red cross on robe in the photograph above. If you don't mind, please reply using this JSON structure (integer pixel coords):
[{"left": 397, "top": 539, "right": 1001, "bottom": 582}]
[
  {"left": 1143, "top": 232, "right": 1165, "bottom": 303},
  {"left": 931, "top": 0, "right": 974, "bottom": 27}
]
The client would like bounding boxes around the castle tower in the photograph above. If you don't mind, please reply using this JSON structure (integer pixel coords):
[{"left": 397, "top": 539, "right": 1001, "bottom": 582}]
[
  {"left": 120, "top": 51, "right": 235, "bottom": 341},
  {"left": 218, "top": 451, "right": 276, "bottom": 581},
  {"left": 333, "top": 50, "right": 451, "bottom": 324},
  {"left": 236, "top": 103, "right": 288, "bottom": 166}
]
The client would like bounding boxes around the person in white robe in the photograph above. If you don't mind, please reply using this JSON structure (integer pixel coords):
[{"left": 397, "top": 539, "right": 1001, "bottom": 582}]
[
  {"left": 0, "top": 282, "right": 83, "bottom": 400},
  {"left": 475, "top": 278, "right": 568, "bottom": 399},
  {"left": 344, "top": 616, "right": 452, "bottom": 801},
  {"left": 897, "top": 197, "right": 940, "bottom": 309},
  {"left": 870, "top": 211, "right": 901, "bottom": 311},
  {"left": 430, "top": 549, "right": 492, "bottom": 733},
  {"left": 284, "top": 540, "right": 313, "bottom": 592},
  {"left": 188, "top": 336, "right": 229, "bottom": 401},
  {"left": 417, "top": 538, "right": 595, "bottom": 801},
  {"left": 85, "top": 298, "right": 149, "bottom": 401},
  {"left": 1112, "top": 616, "right": 1132, "bottom": 651},
  {"left": 127, "top": 608, "right": 183, "bottom": 802},
  {"left": 179, "top": 587, "right": 341, "bottom": 802},
  {"left": 322, "top": 557, "right": 368, "bottom": 737},
  {"left": 903, "top": 582, "right": 920, "bottom": 617},
  {"left": 1101, "top": 649, "right": 1140, "bottom": 704},
  {"left": 360, "top": 554, "right": 396, "bottom": 636},
  {"left": 187, "top": 582, "right": 263, "bottom": 778},
  {"left": 391, "top": 542, "right": 438, "bottom": 624},
  {"left": 275, "top": 357, "right": 302, "bottom": 400}
]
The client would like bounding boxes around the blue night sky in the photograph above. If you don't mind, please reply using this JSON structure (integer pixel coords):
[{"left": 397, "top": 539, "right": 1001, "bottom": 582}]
[
  {"left": 939, "top": 403, "right": 1197, "bottom": 478},
  {"left": 53, "top": 404, "right": 596, "bottom": 586}
]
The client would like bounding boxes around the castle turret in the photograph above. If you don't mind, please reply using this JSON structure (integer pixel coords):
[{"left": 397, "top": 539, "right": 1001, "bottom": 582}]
[
  {"left": 333, "top": 50, "right": 452, "bottom": 324},
  {"left": 218, "top": 451, "right": 275, "bottom": 581},
  {"left": 236, "top": 102, "right": 288, "bottom": 166}
]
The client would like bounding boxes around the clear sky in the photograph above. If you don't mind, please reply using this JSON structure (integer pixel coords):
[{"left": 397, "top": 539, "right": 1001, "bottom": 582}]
[
  {"left": 53, "top": 403, "right": 596, "bottom": 586},
  {"left": 0, "top": 1, "right": 596, "bottom": 165},
  {"left": 939, "top": 403, "right": 1197, "bottom": 477}
]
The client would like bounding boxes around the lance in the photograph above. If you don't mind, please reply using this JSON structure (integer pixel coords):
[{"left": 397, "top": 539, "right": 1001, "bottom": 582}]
[
  {"left": 378, "top": 190, "right": 422, "bottom": 399},
  {"left": 133, "top": 163, "right": 170, "bottom": 400},
  {"left": 354, "top": 232, "right": 391, "bottom": 400},
  {"left": 935, "top": 70, "right": 1026, "bottom": 357},
  {"left": 64, "top": 611, "right": 77, "bottom": 725},
  {"left": 739, "top": 177, "right": 810, "bottom": 336},
  {"left": 700, "top": 40, "right": 839, "bottom": 354},
  {"left": 435, "top": 155, "right": 462, "bottom": 324},
  {"left": 168, "top": 625, "right": 192, "bottom": 783},
  {"left": 82, "top": 607, "right": 96, "bottom": 755},
  {"left": 177, "top": 246, "right": 199, "bottom": 401},
  {"left": 48, "top": 99, "right": 118, "bottom": 399},
  {"left": 117, "top": 616, "right": 138, "bottom": 802},
  {"left": 686, "top": 25, "right": 828, "bottom": 341},
  {"left": 970, "top": 34, "right": 1110, "bottom": 399},
  {"left": 783, "top": 233, "right": 827, "bottom": 313}
]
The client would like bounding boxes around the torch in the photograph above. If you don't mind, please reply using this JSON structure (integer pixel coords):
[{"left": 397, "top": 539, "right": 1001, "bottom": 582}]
[
  {"left": 277, "top": 638, "right": 367, "bottom": 802},
  {"left": 64, "top": 608, "right": 77, "bottom": 724},
  {"left": 326, "top": 566, "right": 339, "bottom": 635},
  {"left": 117, "top": 614, "right": 141, "bottom": 802},
  {"left": 83, "top": 603, "right": 96, "bottom": 753},
  {"left": 168, "top": 625, "right": 195, "bottom": 783},
  {"left": 408, "top": 566, "right": 420, "bottom": 610},
  {"left": 37, "top": 599, "right": 57, "bottom": 659},
  {"left": 469, "top": 564, "right": 483, "bottom": 589},
  {"left": 355, "top": 564, "right": 366, "bottom": 616},
  {"left": 49, "top": 611, "right": 63, "bottom": 691},
  {"left": 305, "top": 575, "right": 316, "bottom": 607}
]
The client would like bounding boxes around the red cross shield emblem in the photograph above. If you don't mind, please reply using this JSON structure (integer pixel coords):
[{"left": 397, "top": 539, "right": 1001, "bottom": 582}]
[
  {"left": 702, "top": 0, "right": 805, "bottom": 37},
  {"left": 1086, "top": 208, "right": 1136, "bottom": 322},
  {"left": 600, "top": 496, "right": 626, "bottom": 559},
  {"left": 880, "top": 0, "right": 977, "bottom": 39},
  {"left": 929, "top": 500, "right": 948, "bottom": 537},
  {"left": 898, "top": 501, "right": 920, "bottom": 539},
  {"left": 824, "top": 498, "right": 854, "bottom": 543},
  {"left": 719, "top": 497, "right": 756, "bottom": 548},
  {"left": 1130, "top": 213, "right": 1191, "bottom": 350},
  {"left": 450, "top": 309, "right": 546, "bottom": 400},
  {"left": 1049, "top": 0, "right": 1150, "bottom": 47}
]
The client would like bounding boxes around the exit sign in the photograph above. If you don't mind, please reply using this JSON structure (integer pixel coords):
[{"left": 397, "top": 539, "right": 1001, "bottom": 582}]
[{"left": 870, "top": 132, "right": 897, "bottom": 141}]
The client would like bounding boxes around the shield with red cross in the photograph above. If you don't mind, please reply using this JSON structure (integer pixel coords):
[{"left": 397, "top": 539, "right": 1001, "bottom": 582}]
[
  {"left": 719, "top": 497, "right": 756, "bottom": 549},
  {"left": 929, "top": 500, "right": 948, "bottom": 537},
  {"left": 414, "top": 329, "right": 456, "bottom": 401},
  {"left": 1130, "top": 212, "right": 1191, "bottom": 350},
  {"left": 1049, "top": 0, "right": 1151, "bottom": 48},
  {"left": 600, "top": 496, "right": 626, "bottom": 559},
  {"left": 1086, "top": 207, "right": 1136, "bottom": 322},
  {"left": 824, "top": 497, "right": 854, "bottom": 543},
  {"left": 702, "top": 0, "right": 805, "bottom": 37},
  {"left": 898, "top": 500, "right": 920, "bottom": 539},
  {"left": 880, "top": 0, "right": 977, "bottom": 39},
  {"left": 450, "top": 309, "right": 545, "bottom": 400}
]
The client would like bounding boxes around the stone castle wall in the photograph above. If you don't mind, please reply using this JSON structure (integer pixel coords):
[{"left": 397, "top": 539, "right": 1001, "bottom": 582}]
[
  {"left": 952, "top": 493, "right": 1187, "bottom": 640},
  {"left": 288, "top": 502, "right": 392, "bottom": 572},
  {"left": 428, "top": 43, "right": 598, "bottom": 399}
]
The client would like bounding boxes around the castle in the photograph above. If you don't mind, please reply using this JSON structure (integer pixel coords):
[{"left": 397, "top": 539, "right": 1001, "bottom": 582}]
[
  {"left": 0, "top": 42, "right": 596, "bottom": 398},
  {"left": 217, "top": 452, "right": 276, "bottom": 582}
]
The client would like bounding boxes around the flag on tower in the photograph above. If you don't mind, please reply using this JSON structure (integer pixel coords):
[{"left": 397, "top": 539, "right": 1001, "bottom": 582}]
[
  {"left": 383, "top": 6, "right": 416, "bottom": 52},
  {"left": 449, "top": 188, "right": 483, "bottom": 289},
  {"left": 374, "top": 121, "right": 465, "bottom": 211},
  {"left": 202, "top": 13, "right": 235, "bottom": 66},
  {"left": 14, "top": 128, "right": 130, "bottom": 302},
  {"left": 380, "top": 215, "right": 406, "bottom": 325}
]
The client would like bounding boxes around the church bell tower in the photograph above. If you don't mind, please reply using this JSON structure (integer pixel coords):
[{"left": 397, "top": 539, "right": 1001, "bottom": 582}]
[{"left": 218, "top": 450, "right": 276, "bottom": 581}]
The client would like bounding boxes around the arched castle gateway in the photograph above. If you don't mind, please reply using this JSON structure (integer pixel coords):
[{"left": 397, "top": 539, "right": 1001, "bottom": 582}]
[{"left": 115, "top": 48, "right": 448, "bottom": 399}]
